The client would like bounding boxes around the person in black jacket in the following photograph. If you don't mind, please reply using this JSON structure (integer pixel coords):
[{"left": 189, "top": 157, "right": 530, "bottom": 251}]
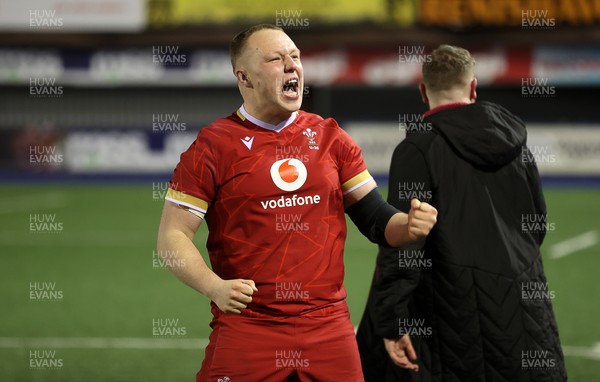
[{"left": 356, "top": 45, "right": 567, "bottom": 382}]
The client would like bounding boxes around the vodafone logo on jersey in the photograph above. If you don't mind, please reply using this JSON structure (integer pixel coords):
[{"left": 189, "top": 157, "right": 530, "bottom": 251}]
[
  {"left": 261, "top": 158, "right": 320, "bottom": 210},
  {"left": 270, "top": 158, "right": 307, "bottom": 192}
]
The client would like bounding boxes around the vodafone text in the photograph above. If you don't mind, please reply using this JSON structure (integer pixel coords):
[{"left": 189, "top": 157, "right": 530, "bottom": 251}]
[{"left": 261, "top": 194, "right": 321, "bottom": 210}]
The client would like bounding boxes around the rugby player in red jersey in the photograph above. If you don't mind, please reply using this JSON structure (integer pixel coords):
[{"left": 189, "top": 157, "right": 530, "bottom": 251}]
[{"left": 157, "top": 24, "right": 437, "bottom": 382}]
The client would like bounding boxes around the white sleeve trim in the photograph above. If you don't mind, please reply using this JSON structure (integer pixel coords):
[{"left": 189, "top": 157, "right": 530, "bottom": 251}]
[
  {"left": 165, "top": 197, "right": 207, "bottom": 218},
  {"left": 342, "top": 176, "right": 374, "bottom": 195}
]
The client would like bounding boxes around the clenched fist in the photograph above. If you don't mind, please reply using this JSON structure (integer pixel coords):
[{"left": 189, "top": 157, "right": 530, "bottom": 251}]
[
  {"left": 210, "top": 279, "right": 258, "bottom": 314},
  {"left": 407, "top": 198, "right": 437, "bottom": 242}
]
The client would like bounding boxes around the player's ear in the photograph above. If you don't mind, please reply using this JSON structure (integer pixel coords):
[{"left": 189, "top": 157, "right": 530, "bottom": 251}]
[
  {"left": 419, "top": 83, "right": 429, "bottom": 105},
  {"left": 470, "top": 78, "right": 477, "bottom": 102},
  {"left": 236, "top": 69, "right": 252, "bottom": 88}
]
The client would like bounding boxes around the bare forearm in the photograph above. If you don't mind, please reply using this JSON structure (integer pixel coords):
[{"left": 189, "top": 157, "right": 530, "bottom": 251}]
[
  {"left": 384, "top": 212, "right": 411, "bottom": 247},
  {"left": 156, "top": 201, "right": 257, "bottom": 314},
  {"left": 156, "top": 229, "right": 221, "bottom": 300},
  {"left": 385, "top": 198, "right": 437, "bottom": 247}
]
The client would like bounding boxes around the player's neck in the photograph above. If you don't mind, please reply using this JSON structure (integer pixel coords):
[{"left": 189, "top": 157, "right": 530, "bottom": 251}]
[
  {"left": 428, "top": 97, "right": 473, "bottom": 110},
  {"left": 424, "top": 101, "right": 472, "bottom": 118}
]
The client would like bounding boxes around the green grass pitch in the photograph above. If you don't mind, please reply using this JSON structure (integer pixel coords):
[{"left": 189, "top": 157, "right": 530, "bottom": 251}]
[{"left": 0, "top": 184, "right": 598, "bottom": 381}]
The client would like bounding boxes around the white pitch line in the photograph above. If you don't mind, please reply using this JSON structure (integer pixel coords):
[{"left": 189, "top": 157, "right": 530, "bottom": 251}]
[
  {"left": 0, "top": 337, "right": 209, "bottom": 350},
  {"left": 549, "top": 230, "right": 599, "bottom": 259},
  {"left": 1, "top": 337, "right": 599, "bottom": 360},
  {"left": 562, "top": 342, "right": 600, "bottom": 360}
]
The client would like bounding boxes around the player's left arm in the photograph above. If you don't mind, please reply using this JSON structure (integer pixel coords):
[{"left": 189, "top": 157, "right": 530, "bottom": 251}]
[{"left": 344, "top": 179, "right": 437, "bottom": 247}]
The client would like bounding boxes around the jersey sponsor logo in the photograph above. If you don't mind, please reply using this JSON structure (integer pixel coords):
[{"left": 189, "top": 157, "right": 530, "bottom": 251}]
[
  {"left": 264, "top": 158, "right": 319, "bottom": 210},
  {"left": 241, "top": 135, "right": 254, "bottom": 150},
  {"left": 260, "top": 194, "right": 321, "bottom": 210},
  {"left": 269, "top": 158, "right": 307, "bottom": 192}
]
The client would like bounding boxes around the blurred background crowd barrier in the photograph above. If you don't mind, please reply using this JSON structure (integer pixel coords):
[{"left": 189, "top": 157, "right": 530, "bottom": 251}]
[{"left": 0, "top": 0, "right": 599, "bottom": 183}]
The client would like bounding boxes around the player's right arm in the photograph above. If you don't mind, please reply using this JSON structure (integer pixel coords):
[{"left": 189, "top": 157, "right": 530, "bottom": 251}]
[{"left": 156, "top": 200, "right": 257, "bottom": 314}]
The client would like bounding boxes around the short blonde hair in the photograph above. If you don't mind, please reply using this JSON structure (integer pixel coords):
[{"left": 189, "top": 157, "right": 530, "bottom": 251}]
[
  {"left": 422, "top": 45, "right": 475, "bottom": 92},
  {"left": 229, "top": 24, "right": 284, "bottom": 70}
]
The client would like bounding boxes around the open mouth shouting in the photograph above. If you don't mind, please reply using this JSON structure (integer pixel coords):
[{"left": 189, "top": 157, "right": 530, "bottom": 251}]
[{"left": 281, "top": 78, "right": 300, "bottom": 99}]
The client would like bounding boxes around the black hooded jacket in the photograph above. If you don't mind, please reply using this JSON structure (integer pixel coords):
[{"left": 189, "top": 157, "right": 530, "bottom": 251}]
[{"left": 356, "top": 101, "right": 567, "bottom": 381}]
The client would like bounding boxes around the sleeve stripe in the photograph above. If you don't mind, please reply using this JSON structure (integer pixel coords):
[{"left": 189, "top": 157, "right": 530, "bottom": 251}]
[
  {"left": 165, "top": 188, "right": 209, "bottom": 212},
  {"left": 342, "top": 170, "right": 373, "bottom": 195}
]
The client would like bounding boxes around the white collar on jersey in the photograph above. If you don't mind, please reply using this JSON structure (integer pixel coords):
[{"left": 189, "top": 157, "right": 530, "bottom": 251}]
[{"left": 238, "top": 105, "right": 298, "bottom": 133}]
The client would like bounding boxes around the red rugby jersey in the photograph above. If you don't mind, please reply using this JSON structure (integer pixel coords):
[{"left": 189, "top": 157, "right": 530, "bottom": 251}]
[{"left": 166, "top": 108, "right": 372, "bottom": 316}]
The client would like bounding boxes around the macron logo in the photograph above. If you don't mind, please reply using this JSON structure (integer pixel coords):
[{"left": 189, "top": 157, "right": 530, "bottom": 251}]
[{"left": 241, "top": 136, "right": 254, "bottom": 150}]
